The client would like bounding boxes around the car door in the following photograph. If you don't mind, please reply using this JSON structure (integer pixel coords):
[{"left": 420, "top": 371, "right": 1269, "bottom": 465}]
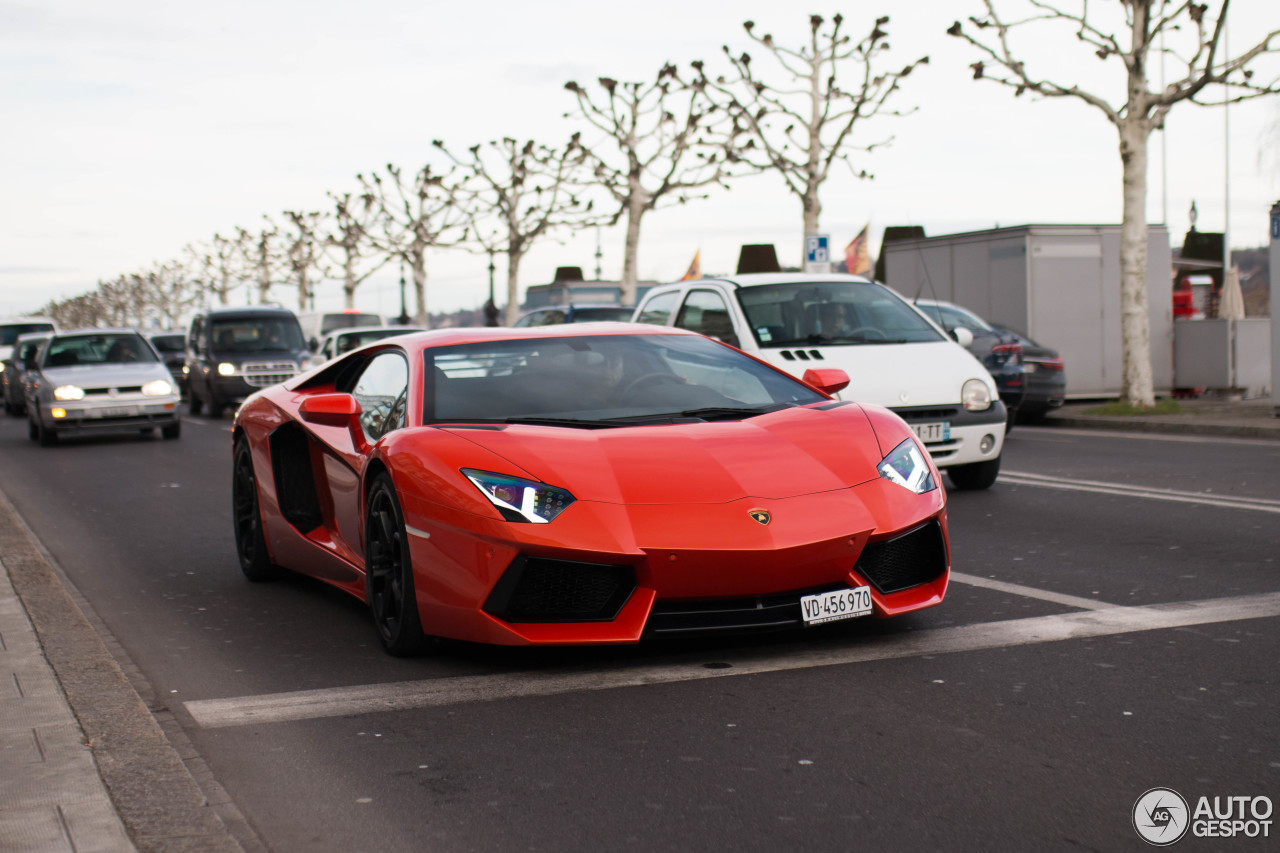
[{"left": 320, "top": 350, "right": 411, "bottom": 562}]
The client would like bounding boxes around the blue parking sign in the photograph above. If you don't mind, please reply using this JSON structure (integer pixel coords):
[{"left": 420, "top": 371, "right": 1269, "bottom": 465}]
[
  {"left": 1272, "top": 212, "right": 1280, "bottom": 240},
  {"left": 806, "top": 234, "right": 829, "bottom": 264}
]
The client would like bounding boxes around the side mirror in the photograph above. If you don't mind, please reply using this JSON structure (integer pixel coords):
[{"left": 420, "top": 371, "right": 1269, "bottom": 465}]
[
  {"left": 951, "top": 327, "right": 974, "bottom": 348},
  {"left": 299, "top": 393, "right": 369, "bottom": 454},
  {"left": 309, "top": 337, "right": 320, "bottom": 351},
  {"left": 801, "top": 367, "right": 851, "bottom": 396}
]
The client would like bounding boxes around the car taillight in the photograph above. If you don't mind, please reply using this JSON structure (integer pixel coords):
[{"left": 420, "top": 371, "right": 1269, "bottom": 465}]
[
  {"left": 1032, "top": 357, "right": 1064, "bottom": 371},
  {"left": 992, "top": 342, "right": 1022, "bottom": 364}
]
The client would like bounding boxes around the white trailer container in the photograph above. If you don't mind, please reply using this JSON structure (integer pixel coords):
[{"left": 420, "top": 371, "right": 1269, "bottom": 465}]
[{"left": 883, "top": 224, "right": 1173, "bottom": 398}]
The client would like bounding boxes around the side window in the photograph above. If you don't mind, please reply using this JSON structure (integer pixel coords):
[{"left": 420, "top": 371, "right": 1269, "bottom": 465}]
[
  {"left": 539, "top": 310, "right": 566, "bottom": 326},
  {"left": 352, "top": 352, "right": 409, "bottom": 441},
  {"left": 189, "top": 317, "right": 204, "bottom": 356},
  {"left": 675, "top": 290, "right": 739, "bottom": 347},
  {"left": 635, "top": 291, "right": 680, "bottom": 326},
  {"left": 513, "top": 312, "right": 535, "bottom": 328}
]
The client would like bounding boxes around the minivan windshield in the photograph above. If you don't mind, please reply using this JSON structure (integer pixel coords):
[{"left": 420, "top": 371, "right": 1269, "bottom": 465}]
[
  {"left": 211, "top": 318, "right": 306, "bottom": 354},
  {"left": 735, "top": 281, "right": 945, "bottom": 347},
  {"left": 425, "top": 333, "right": 825, "bottom": 427},
  {"left": 1, "top": 322, "right": 56, "bottom": 347}
]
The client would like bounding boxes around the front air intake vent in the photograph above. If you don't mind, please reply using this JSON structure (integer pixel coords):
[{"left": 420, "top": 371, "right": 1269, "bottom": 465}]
[
  {"left": 484, "top": 558, "right": 636, "bottom": 623},
  {"left": 854, "top": 521, "right": 947, "bottom": 594}
]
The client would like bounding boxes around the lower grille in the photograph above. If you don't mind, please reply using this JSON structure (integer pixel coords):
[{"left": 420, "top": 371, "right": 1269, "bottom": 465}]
[
  {"left": 854, "top": 520, "right": 947, "bottom": 594},
  {"left": 484, "top": 558, "right": 636, "bottom": 623},
  {"left": 645, "top": 590, "right": 814, "bottom": 637}
]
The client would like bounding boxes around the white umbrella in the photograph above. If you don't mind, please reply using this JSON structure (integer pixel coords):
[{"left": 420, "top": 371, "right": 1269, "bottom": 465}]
[{"left": 1219, "top": 266, "right": 1246, "bottom": 320}]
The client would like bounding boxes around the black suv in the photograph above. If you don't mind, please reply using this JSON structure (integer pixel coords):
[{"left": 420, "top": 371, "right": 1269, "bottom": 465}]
[{"left": 186, "top": 306, "right": 309, "bottom": 417}]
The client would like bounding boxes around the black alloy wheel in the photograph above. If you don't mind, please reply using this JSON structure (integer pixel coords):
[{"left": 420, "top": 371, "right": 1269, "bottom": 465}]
[
  {"left": 365, "top": 472, "right": 429, "bottom": 656},
  {"left": 232, "top": 437, "right": 279, "bottom": 581}
]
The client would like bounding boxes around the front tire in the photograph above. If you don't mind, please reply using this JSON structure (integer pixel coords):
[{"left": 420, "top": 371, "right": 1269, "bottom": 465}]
[
  {"left": 37, "top": 417, "right": 58, "bottom": 447},
  {"left": 365, "top": 472, "right": 429, "bottom": 656},
  {"left": 162, "top": 421, "right": 181, "bottom": 440},
  {"left": 232, "top": 437, "right": 279, "bottom": 581},
  {"left": 947, "top": 456, "right": 1001, "bottom": 491},
  {"left": 189, "top": 389, "right": 204, "bottom": 416}
]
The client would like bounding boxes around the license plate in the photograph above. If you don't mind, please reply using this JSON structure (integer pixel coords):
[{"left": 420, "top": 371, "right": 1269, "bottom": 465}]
[
  {"left": 92, "top": 406, "right": 138, "bottom": 418},
  {"left": 912, "top": 421, "right": 950, "bottom": 443},
  {"left": 800, "top": 586, "right": 873, "bottom": 625}
]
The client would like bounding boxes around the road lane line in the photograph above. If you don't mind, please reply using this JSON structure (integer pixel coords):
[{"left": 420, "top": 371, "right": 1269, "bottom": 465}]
[
  {"left": 948, "top": 572, "right": 1115, "bottom": 610},
  {"left": 184, "top": 590, "right": 1280, "bottom": 729},
  {"left": 1000, "top": 470, "right": 1280, "bottom": 513}
]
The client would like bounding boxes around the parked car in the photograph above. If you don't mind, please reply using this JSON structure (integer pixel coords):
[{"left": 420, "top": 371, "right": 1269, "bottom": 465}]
[
  {"left": 513, "top": 304, "right": 635, "bottom": 326},
  {"left": 2, "top": 331, "right": 53, "bottom": 415},
  {"left": 186, "top": 305, "right": 309, "bottom": 418},
  {"left": 632, "top": 273, "right": 1006, "bottom": 490},
  {"left": 25, "top": 329, "right": 181, "bottom": 445},
  {"left": 913, "top": 299, "right": 1024, "bottom": 428},
  {"left": 298, "top": 310, "right": 385, "bottom": 350},
  {"left": 232, "top": 325, "right": 950, "bottom": 654},
  {"left": 991, "top": 323, "right": 1067, "bottom": 422},
  {"left": 147, "top": 330, "right": 188, "bottom": 397},
  {"left": 0, "top": 317, "right": 58, "bottom": 409},
  {"left": 305, "top": 325, "right": 425, "bottom": 369}
]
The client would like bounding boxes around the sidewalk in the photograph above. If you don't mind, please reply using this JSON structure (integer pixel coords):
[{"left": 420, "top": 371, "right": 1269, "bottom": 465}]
[
  {"left": 1042, "top": 395, "right": 1280, "bottom": 441},
  {"left": 1, "top": 394, "right": 1276, "bottom": 852},
  {"left": 0, "top": 490, "right": 244, "bottom": 853}
]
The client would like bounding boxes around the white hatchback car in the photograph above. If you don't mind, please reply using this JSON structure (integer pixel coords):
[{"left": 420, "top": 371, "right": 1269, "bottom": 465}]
[{"left": 632, "top": 273, "right": 1006, "bottom": 489}]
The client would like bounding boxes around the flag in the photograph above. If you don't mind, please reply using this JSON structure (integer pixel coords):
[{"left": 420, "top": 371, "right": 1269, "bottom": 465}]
[
  {"left": 845, "top": 224, "right": 871, "bottom": 275},
  {"left": 680, "top": 250, "right": 701, "bottom": 281}
]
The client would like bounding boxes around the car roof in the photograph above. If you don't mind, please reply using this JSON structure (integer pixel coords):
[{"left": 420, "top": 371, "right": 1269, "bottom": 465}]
[
  {"left": 361, "top": 322, "right": 699, "bottom": 349},
  {"left": 326, "top": 326, "right": 422, "bottom": 338},
  {"left": 14, "top": 331, "right": 54, "bottom": 342},
  {"left": 202, "top": 305, "right": 297, "bottom": 318},
  {"left": 52, "top": 328, "right": 147, "bottom": 337},
  {"left": 690, "top": 272, "right": 878, "bottom": 289}
]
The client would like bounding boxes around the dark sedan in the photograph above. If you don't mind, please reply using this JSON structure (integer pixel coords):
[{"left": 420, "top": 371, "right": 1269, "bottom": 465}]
[
  {"left": 991, "top": 323, "right": 1067, "bottom": 422},
  {"left": 915, "top": 299, "right": 1024, "bottom": 427}
]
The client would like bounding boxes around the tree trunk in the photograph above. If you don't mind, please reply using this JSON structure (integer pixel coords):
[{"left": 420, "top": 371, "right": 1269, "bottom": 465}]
[
  {"left": 411, "top": 248, "right": 428, "bottom": 327},
  {"left": 1118, "top": 116, "right": 1156, "bottom": 407},
  {"left": 505, "top": 251, "right": 523, "bottom": 326},
  {"left": 343, "top": 256, "right": 357, "bottom": 310},
  {"left": 620, "top": 188, "right": 646, "bottom": 305}
]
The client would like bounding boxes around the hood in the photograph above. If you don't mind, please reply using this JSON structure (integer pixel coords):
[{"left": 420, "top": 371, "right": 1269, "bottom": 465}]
[
  {"left": 444, "top": 404, "right": 885, "bottom": 504},
  {"left": 40, "top": 363, "right": 174, "bottom": 388},
  {"left": 758, "top": 340, "right": 995, "bottom": 408}
]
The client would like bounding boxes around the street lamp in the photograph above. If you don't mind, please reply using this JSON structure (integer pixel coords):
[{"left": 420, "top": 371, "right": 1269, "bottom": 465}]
[
  {"left": 484, "top": 250, "right": 499, "bottom": 326},
  {"left": 397, "top": 261, "right": 410, "bottom": 325}
]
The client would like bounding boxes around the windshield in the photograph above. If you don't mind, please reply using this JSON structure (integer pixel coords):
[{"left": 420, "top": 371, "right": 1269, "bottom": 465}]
[
  {"left": 335, "top": 328, "right": 421, "bottom": 356},
  {"left": 571, "top": 307, "right": 633, "bottom": 322},
  {"left": 150, "top": 333, "right": 186, "bottom": 353},
  {"left": 1, "top": 322, "right": 56, "bottom": 347},
  {"left": 42, "top": 333, "right": 158, "bottom": 367},
  {"left": 425, "top": 333, "right": 825, "bottom": 427},
  {"left": 918, "top": 303, "right": 996, "bottom": 333},
  {"left": 735, "top": 281, "right": 944, "bottom": 347},
  {"left": 211, "top": 318, "right": 306, "bottom": 354}
]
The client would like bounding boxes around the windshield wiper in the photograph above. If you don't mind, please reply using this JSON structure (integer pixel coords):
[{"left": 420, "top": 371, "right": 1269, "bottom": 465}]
[{"left": 678, "top": 403, "right": 792, "bottom": 421}]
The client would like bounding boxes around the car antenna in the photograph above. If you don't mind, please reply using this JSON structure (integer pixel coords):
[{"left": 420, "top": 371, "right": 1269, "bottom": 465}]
[{"left": 912, "top": 245, "right": 942, "bottom": 307}]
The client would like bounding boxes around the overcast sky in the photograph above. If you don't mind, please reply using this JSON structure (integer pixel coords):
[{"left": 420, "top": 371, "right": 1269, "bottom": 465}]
[{"left": 2, "top": 1, "right": 1278, "bottom": 319}]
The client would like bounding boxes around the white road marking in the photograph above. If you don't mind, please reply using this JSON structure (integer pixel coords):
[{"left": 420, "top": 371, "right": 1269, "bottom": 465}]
[
  {"left": 184, "top": 590, "right": 1280, "bottom": 729},
  {"left": 948, "top": 572, "right": 1115, "bottom": 610},
  {"left": 1000, "top": 470, "right": 1280, "bottom": 514},
  {"left": 1018, "top": 427, "right": 1278, "bottom": 447}
]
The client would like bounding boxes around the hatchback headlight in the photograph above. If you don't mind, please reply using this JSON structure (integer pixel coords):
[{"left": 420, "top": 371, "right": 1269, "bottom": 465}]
[
  {"left": 962, "top": 378, "right": 992, "bottom": 412},
  {"left": 218, "top": 362, "right": 237, "bottom": 376},
  {"left": 142, "top": 379, "right": 174, "bottom": 397},
  {"left": 54, "top": 385, "right": 85, "bottom": 401},
  {"left": 877, "top": 439, "right": 936, "bottom": 494},
  {"left": 462, "top": 469, "right": 576, "bottom": 524}
]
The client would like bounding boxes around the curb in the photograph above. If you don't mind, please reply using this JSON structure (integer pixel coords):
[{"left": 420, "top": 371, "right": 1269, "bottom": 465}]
[
  {"left": 1044, "top": 414, "right": 1280, "bottom": 441},
  {"left": 0, "top": 488, "right": 248, "bottom": 853}
]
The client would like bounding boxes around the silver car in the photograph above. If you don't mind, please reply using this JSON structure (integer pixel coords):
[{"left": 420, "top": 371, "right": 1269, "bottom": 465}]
[{"left": 25, "top": 329, "right": 182, "bottom": 445}]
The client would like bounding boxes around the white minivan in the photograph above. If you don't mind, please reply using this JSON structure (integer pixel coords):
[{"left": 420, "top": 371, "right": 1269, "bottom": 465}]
[{"left": 631, "top": 273, "right": 1006, "bottom": 489}]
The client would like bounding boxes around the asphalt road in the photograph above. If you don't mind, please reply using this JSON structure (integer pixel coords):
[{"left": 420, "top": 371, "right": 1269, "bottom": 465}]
[{"left": 1, "top": 413, "right": 1277, "bottom": 852}]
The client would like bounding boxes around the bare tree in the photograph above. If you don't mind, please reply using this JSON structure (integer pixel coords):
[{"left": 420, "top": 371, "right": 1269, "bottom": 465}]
[
  {"left": 321, "top": 191, "right": 392, "bottom": 310},
  {"left": 278, "top": 210, "right": 328, "bottom": 313},
  {"left": 359, "top": 162, "right": 470, "bottom": 326},
  {"left": 949, "top": 0, "right": 1280, "bottom": 407},
  {"left": 185, "top": 231, "right": 249, "bottom": 306},
  {"left": 40, "top": 292, "right": 106, "bottom": 329},
  {"left": 138, "top": 260, "right": 200, "bottom": 330},
  {"left": 236, "top": 223, "right": 287, "bottom": 305},
  {"left": 701, "top": 14, "right": 927, "bottom": 255},
  {"left": 95, "top": 275, "right": 149, "bottom": 327},
  {"left": 565, "top": 64, "right": 746, "bottom": 303},
  {"left": 436, "top": 137, "right": 596, "bottom": 325}
]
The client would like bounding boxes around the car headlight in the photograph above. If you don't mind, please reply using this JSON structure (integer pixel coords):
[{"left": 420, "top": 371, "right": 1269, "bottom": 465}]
[
  {"left": 462, "top": 469, "right": 576, "bottom": 524},
  {"left": 962, "top": 378, "right": 992, "bottom": 412},
  {"left": 218, "top": 362, "right": 237, "bottom": 376},
  {"left": 877, "top": 438, "right": 936, "bottom": 494},
  {"left": 142, "top": 379, "right": 174, "bottom": 396},
  {"left": 54, "top": 385, "right": 85, "bottom": 401}
]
